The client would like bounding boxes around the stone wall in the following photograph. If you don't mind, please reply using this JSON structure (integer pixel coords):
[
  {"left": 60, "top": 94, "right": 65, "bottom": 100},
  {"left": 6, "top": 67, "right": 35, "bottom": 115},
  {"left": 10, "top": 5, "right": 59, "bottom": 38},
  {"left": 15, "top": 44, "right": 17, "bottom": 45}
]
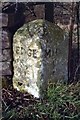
[{"left": 1, "top": 12, "right": 25, "bottom": 87}]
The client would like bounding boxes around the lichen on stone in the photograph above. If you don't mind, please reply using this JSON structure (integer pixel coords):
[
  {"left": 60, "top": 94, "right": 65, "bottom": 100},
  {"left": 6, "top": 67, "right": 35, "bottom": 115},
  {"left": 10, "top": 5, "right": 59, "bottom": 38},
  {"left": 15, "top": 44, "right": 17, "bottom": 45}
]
[{"left": 13, "top": 19, "right": 68, "bottom": 98}]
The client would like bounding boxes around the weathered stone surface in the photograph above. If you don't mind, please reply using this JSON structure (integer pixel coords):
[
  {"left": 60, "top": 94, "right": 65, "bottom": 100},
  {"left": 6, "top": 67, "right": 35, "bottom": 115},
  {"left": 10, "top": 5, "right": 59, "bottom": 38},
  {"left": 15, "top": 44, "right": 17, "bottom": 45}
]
[
  {"left": 0, "top": 49, "right": 11, "bottom": 62},
  {"left": 1, "top": 30, "right": 11, "bottom": 42},
  {"left": 0, "top": 13, "right": 8, "bottom": 27},
  {"left": 13, "top": 19, "right": 68, "bottom": 98},
  {"left": 2, "top": 41, "right": 10, "bottom": 49},
  {"left": 0, "top": 62, "right": 12, "bottom": 75},
  {"left": 1, "top": 29, "right": 12, "bottom": 77}
]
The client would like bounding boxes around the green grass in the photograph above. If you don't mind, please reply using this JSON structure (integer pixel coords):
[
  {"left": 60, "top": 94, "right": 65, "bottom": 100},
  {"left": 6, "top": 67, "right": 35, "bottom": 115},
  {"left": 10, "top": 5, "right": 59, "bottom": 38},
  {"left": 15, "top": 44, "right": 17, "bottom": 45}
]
[{"left": 2, "top": 81, "right": 80, "bottom": 120}]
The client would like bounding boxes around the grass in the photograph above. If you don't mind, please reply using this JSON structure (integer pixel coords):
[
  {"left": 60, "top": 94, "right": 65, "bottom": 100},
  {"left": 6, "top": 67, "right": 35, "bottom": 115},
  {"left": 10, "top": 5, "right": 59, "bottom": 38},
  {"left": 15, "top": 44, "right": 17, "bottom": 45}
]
[{"left": 2, "top": 81, "right": 80, "bottom": 120}]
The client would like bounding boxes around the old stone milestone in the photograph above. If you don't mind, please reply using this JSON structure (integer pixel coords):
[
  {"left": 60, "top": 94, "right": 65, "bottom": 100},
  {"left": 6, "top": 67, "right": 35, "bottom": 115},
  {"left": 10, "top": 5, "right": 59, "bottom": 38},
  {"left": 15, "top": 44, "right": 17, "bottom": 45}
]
[{"left": 13, "top": 19, "right": 68, "bottom": 98}]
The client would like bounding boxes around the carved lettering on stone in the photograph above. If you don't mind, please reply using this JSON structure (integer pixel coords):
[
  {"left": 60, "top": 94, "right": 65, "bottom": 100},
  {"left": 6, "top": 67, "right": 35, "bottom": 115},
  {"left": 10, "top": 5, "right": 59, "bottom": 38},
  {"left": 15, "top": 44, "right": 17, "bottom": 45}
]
[{"left": 13, "top": 19, "right": 68, "bottom": 98}]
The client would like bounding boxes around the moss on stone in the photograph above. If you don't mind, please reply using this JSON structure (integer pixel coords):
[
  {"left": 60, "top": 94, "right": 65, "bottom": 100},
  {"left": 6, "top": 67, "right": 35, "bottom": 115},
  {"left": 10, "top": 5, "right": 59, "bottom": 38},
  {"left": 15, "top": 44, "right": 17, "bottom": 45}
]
[{"left": 13, "top": 19, "right": 68, "bottom": 98}]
